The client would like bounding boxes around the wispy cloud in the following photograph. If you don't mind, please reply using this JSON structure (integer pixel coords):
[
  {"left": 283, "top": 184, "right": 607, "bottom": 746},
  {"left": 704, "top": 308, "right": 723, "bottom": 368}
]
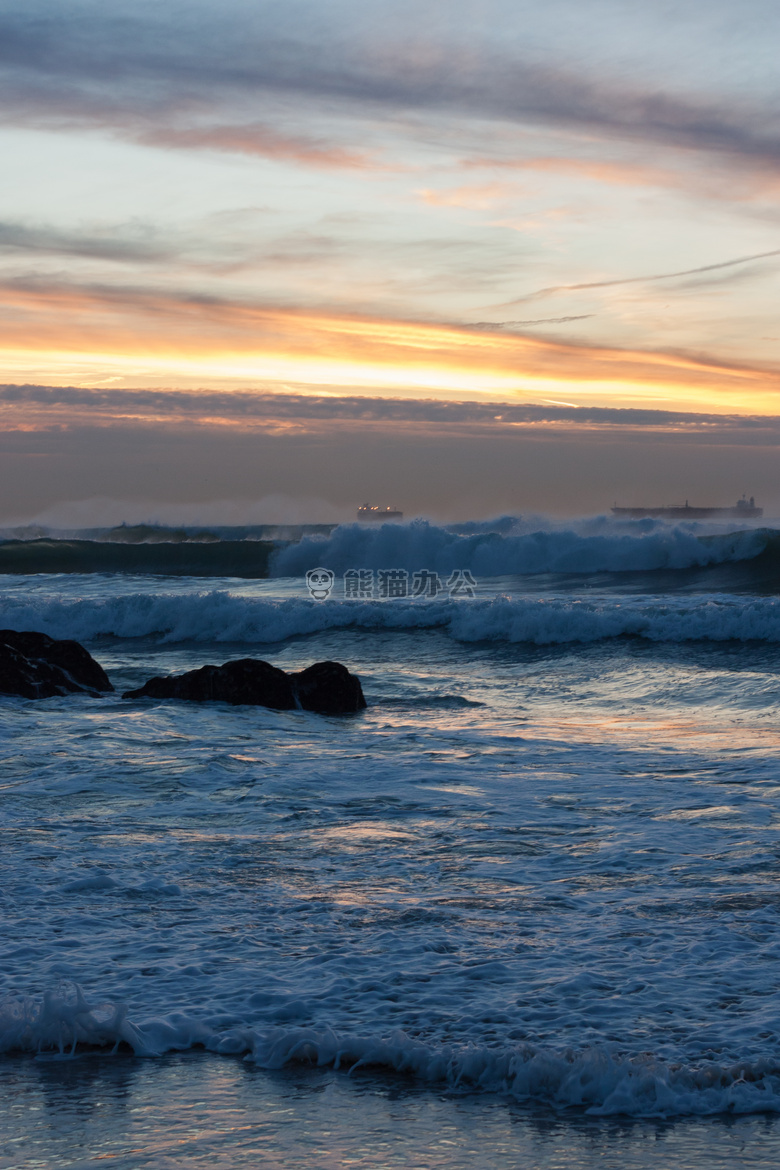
[
  {"left": 470, "top": 316, "right": 594, "bottom": 329},
  {"left": 0, "top": 220, "right": 171, "bottom": 263},
  {"left": 459, "top": 156, "right": 677, "bottom": 188},
  {"left": 458, "top": 151, "right": 780, "bottom": 205},
  {"left": 418, "top": 184, "right": 517, "bottom": 209},
  {"left": 0, "top": 217, "right": 360, "bottom": 282},
  {"left": 506, "top": 249, "right": 780, "bottom": 304},
  {"left": 138, "top": 122, "right": 376, "bottom": 170}
]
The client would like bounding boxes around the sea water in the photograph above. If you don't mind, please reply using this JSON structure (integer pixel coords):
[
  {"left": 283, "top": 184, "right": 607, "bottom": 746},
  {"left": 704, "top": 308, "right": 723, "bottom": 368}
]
[{"left": 2, "top": 516, "right": 780, "bottom": 1167}]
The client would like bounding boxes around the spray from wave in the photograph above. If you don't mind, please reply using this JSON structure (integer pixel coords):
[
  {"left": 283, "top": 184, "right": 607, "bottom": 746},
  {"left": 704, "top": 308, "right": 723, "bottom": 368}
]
[
  {"left": 270, "top": 519, "right": 770, "bottom": 578},
  {"left": 0, "top": 518, "right": 773, "bottom": 579},
  {"left": 2, "top": 494, "right": 351, "bottom": 530}
]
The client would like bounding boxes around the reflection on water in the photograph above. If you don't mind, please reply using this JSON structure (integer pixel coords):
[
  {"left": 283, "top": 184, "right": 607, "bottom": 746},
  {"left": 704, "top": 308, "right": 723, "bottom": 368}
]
[
  {"left": 5, "top": 569, "right": 780, "bottom": 1143},
  {"left": 2, "top": 1052, "right": 780, "bottom": 1170}
]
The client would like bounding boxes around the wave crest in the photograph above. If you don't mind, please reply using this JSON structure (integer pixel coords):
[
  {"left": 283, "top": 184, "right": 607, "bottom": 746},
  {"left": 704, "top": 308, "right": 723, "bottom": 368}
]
[
  {"left": 271, "top": 520, "right": 769, "bottom": 577},
  {"left": 3, "top": 591, "right": 780, "bottom": 646},
  {"left": 3, "top": 986, "right": 780, "bottom": 1118},
  {"left": 0, "top": 519, "right": 770, "bottom": 579}
]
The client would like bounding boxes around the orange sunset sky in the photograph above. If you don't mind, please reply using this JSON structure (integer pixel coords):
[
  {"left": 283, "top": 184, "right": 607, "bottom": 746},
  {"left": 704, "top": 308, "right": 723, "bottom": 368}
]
[{"left": 2, "top": 0, "right": 780, "bottom": 522}]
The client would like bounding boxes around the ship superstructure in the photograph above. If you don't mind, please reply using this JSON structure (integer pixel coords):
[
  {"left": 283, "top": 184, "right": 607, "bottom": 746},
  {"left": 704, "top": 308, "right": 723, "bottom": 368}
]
[{"left": 357, "top": 504, "right": 404, "bottom": 522}]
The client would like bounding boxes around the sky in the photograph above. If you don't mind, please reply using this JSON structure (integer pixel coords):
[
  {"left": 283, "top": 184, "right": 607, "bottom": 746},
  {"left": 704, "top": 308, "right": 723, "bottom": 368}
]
[{"left": 2, "top": 0, "right": 780, "bottom": 522}]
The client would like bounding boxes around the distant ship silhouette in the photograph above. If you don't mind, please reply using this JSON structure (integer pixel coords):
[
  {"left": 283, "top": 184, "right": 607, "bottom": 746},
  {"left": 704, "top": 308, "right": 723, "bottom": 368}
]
[
  {"left": 612, "top": 495, "right": 762, "bottom": 519},
  {"left": 357, "top": 503, "right": 404, "bottom": 522}
]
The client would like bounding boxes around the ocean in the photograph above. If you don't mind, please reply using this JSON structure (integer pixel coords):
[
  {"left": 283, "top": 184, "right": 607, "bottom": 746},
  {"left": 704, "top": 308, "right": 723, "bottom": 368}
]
[{"left": 3, "top": 513, "right": 780, "bottom": 1168}]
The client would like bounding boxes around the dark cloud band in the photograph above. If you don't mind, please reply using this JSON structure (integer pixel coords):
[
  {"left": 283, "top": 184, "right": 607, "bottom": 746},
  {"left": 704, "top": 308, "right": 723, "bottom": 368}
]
[
  {"left": 1, "top": 383, "right": 777, "bottom": 433},
  {"left": 2, "top": 2, "right": 780, "bottom": 168}
]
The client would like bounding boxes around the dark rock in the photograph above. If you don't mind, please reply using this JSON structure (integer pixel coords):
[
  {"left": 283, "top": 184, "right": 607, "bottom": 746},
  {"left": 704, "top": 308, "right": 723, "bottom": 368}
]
[
  {"left": 123, "top": 658, "right": 366, "bottom": 714},
  {"left": 291, "top": 661, "right": 367, "bottom": 714},
  {"left": 0, "top": 630, "right": 114, "bottom": 699},
  {"left": 124, "top": 659, "right": 295, "bottom": 708}
]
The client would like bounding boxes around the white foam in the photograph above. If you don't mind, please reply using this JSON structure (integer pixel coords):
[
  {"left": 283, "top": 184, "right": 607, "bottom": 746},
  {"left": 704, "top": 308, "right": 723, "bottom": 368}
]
[
  {"left": 0, "top": 984, "right": 146, "bottom": 1056},
  {"left": 245, "top": 1027, "right": 780, "bottom": 1118},
  {"left": 3, "top": 589, "right": 780, "bottom": 646},
  {"left": 3, "top": 546, "right": 780, "bottom": 1127},
  {"left": 271, "top": 519, "right": 767, "bottom": 577},
  {"left": 3, "top": 987, "right": 780, "bottom": 1118}
]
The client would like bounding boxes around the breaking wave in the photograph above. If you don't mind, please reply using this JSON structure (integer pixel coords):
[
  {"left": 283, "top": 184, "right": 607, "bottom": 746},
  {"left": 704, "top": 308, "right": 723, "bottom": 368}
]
[
  {"left": 4, "top": 591, "right": 780, "bottom": 646},
  {"left": 0, "top": 520, "right": 774, "bottom": 580},
  {"left": 3, "top": 985, "right": 780, "bottom": 1119},
  {"left": 270, "top": 520, "right": 772, "bottom": 578}
]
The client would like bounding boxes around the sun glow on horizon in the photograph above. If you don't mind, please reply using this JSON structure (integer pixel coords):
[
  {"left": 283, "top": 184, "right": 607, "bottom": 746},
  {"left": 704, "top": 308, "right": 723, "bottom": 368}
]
[
  {"left": 2, "top": 278, "right": 779, "bottom": 414},
  {"left": 1, "top": 332, "right": 778, "bottom": 415}
]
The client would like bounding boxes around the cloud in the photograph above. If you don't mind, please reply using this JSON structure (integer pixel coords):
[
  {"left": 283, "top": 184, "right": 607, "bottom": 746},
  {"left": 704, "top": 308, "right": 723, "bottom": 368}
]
[
  {"left": 3, "top": 1, "right": 780, "bottom": 172},
  {"left": 460, "top": 157, "right": 676, "bottom": 187},
  {"left": 457, "top": 151, "right": 780, "bottom": 205},
  {"left": 0, "top": 220, "right": 171, "bottom": 263},
  {"left": 5, "top": 384, "right": 780, "bottom": 523},
  {"left": 505, "top": 249, "right": 780, "bottom": 304},
  {"left": 470, "top": 316, "right": 594, "bottom": 328},
  {"left": 138, "top": 122, "right": 375, "bottom": 170},
  {"left": 418, "top": 184, "right": 516, "bottom": 210},
  {"left": 0, "top": 215, "right": 360, "bottom": 278},
  {"left": 3, "top": 382, "right": 780, "bottom": 437},
  {"left": 3, "top": 274, "right": 780, "bottom": 411}
]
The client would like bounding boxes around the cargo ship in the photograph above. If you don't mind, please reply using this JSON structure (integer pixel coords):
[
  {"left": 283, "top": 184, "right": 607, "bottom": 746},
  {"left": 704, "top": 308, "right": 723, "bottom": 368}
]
[
  {"left": 357, "top": 504, "right": 404, "bottom": 522},
  {"left": 612, "top": 496, "right": 762, "bottom": 520}
]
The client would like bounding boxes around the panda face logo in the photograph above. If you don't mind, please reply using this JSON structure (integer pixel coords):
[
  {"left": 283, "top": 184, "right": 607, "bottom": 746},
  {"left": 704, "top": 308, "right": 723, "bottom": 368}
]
[{"left": 305, "top": 567, "right": 335, "bottom": 600}]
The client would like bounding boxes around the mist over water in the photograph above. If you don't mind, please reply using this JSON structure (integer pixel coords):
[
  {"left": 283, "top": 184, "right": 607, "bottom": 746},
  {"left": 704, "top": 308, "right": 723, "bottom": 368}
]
[{"left": 1, "top": 494, "right": 354, "bottom": 531}]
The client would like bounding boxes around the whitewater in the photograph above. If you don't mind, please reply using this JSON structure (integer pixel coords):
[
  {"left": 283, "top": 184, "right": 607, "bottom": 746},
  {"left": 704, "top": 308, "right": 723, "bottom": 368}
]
[{"left": 3, "top": 515, "right": 780, "bottom": 1167}]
